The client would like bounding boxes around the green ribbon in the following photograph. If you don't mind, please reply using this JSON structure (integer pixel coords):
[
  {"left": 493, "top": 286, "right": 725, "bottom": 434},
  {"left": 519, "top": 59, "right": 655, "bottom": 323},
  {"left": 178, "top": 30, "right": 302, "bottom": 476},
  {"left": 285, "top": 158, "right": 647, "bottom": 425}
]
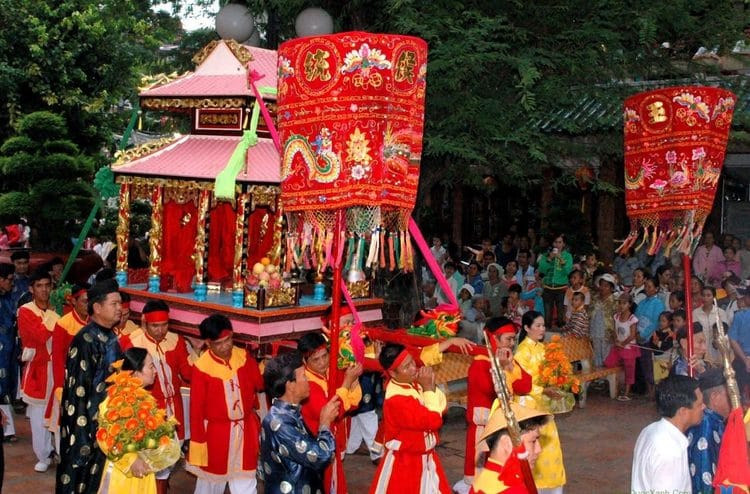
[{"left": 215, "top": 129, "right": 257, "bottom": 200}]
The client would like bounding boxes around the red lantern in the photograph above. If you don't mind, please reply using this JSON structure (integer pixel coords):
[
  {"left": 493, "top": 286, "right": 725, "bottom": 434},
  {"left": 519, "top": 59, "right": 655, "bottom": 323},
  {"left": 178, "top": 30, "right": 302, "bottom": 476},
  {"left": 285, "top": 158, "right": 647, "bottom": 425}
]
[{"left": 574, "top": 165, "right": 594, "bottom": 190}]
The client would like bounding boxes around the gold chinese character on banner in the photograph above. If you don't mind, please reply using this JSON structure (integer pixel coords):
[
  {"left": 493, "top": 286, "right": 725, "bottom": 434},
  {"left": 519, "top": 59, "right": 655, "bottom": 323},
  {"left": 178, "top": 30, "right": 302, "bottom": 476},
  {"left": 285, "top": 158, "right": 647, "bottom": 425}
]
[
  {"left": 394, "top": 50, "right": 417, "bottom": 84},
  {"left": 647, "top": 101, "right": 667, "bottom": 124},
  {"left": 304, "top": 49, "right": 332, "bottom": 82}
]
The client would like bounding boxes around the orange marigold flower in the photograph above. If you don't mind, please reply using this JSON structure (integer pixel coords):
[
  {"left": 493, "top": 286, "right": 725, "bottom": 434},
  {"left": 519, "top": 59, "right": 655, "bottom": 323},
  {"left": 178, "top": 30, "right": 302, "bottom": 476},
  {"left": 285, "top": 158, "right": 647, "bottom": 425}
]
[
  {"left": 146, "top": 417, "right": 157, "bottom": 431},
  {"left": 96, "top": 428, "right": 108, "bottom": 442},
  {"left": 118, "top": 407, "right": 134, "bottom": 418},
  {"left": 125, "top": 418, "right": 138, "bottom": 430},
  {"left": 137, "top": 409, "right": 149, "bottom": 420},
  {"left": 108, "top": 424, "right": 122, "bottom": 437},
  {"left": 159, "top": 435, "right": 171, "bottom": 447},
  {"left": 133, "top": 430, "right": 145, "bottom": 442},
  {"left": 106, "top": 409, "right": 119, "bottom": 421}
]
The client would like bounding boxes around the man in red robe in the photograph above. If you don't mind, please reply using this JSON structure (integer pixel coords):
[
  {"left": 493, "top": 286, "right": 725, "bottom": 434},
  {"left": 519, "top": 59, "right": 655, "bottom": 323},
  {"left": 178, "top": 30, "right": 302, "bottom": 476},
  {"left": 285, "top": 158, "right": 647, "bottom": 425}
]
[
  {"left": 369, "top": 343, "right": 451, "bottom": 494},
  {"left": 120, "top": 300, "right": 192, "bottom": 494},
  {"left": 186, "top": 314, "right": 264, "bottom": 494},
  {"left": 456, "top": 317, "right": 533, "bottom": 494},
  {"left": 17, "top": 269, "right": 59, "bottom": 472},
  {"left": 298, "top": 331, "right": 362, "bottom": 494},
  {"left": 48, "top": 283, "right": 89, "bottom": 450}
]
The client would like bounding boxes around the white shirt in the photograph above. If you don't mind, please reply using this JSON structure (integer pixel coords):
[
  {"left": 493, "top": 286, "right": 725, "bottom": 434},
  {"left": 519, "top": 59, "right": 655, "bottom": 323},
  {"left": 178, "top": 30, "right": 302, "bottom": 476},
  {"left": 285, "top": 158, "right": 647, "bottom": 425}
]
[
  {"left": 631, "top": 418, "right": 691, "bottom": 493},
  {"left": 692, "top": 306, "right": 728, "bottom": 363}
]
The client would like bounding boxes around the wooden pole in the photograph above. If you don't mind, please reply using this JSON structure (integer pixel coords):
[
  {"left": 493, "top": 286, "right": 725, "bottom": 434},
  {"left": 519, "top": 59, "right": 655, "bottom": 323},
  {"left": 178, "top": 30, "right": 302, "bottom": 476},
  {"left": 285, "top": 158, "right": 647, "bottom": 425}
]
[
  {"left": 328, "top": 210, "right": 345, "bottom": 392},
  {"left": 682, "top": 254, "right": 695, "bottom": 377}
]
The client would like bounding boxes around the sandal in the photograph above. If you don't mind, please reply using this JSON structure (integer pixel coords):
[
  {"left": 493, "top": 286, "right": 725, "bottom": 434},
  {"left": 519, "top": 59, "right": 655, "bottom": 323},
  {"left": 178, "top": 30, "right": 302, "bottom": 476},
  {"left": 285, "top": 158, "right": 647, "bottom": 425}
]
[
  {"left": 4, "top": 435, "right": 17, "bottom": 443},
  {"left": 617, "top": 395, "right": 631, "bottom": 402}
]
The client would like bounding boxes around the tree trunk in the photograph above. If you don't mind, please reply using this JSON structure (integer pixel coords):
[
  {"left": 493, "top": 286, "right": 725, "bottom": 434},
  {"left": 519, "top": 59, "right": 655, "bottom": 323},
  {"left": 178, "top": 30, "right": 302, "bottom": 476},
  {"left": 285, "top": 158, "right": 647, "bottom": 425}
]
[
  {"left": 452, "top": 186, "right": 463, "bottom": 247},
  {"left": 539, "top": 167, "right": 555, "bottom": 234},
  {"left": 597, "top": 158, "right": 617, "bottom": 267}
]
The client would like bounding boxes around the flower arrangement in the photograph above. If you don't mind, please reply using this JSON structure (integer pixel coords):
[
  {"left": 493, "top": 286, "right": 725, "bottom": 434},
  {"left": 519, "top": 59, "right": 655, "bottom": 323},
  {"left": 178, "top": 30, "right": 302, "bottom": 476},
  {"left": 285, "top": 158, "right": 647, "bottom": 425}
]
[
  {"left": 96, "top": 363, "right": 180, "bottom": 471},
  {"left": 538, "top": 335, "right": 581, "bottom": 395}
]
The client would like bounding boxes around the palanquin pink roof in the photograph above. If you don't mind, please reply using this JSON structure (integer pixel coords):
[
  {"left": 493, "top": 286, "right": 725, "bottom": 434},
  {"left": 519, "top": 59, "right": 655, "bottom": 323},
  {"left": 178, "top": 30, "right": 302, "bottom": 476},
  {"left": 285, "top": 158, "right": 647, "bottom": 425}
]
[
  {"left": 140, "top": 42, "right": 278, "bottom": 98},
  {"left": 113, "top": 134, "right": 280, "bottom": 184}
]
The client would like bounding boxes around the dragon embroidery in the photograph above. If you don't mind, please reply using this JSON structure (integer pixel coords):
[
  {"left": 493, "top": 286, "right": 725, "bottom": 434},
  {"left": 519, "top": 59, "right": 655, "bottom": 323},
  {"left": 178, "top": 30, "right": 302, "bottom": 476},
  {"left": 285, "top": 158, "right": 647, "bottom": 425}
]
[{"left": 282, "top": 131, "right": 341, "bottom": 183}]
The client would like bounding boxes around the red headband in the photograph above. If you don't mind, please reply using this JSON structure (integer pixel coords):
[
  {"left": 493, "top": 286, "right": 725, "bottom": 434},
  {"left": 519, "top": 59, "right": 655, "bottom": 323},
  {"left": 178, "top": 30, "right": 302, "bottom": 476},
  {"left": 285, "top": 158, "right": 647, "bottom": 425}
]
[
  {"left": 494, "top": 322, "right": 517, "bottom": 335},
  {"left": 387, "top": 349, "right": 410, "bottom": 371},
  {"left": 143, "top": 310, "right": 169, "bottom": 323},
  {"left": 303, "top": 343, "right": 328, "bottom": 359},
  {"left": 486, "top": 323, "right": 516, "bottom": 353},
  {"left": 71, "top": 287, "right": 87, "bottom": 299},
  {"left": 213, "top": 329, "right": 233, "bottom": 341}
]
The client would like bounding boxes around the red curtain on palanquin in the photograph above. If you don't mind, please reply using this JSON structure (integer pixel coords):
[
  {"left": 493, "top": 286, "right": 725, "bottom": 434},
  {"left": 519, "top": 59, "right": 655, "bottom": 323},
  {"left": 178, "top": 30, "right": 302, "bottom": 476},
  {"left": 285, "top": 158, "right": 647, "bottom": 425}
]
[
  {"left": 245, "top": 207, "right": 277, "bottom": 269},
  {"left": 160, "top": 200, "right": 198, "bottom": 292},
  {"left": 207, "top": 202, "right": 236, "bottom": 284}
]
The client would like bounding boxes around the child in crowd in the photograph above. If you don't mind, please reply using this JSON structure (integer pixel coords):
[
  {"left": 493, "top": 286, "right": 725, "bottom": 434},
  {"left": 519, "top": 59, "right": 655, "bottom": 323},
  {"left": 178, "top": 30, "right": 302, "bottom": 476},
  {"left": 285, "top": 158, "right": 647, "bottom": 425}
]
[
  {"left": 672, "top": 309, "right": 687, "bottom": 335},
  {"left": 581, "top": 252, "right": 603, "bottom": 289},
  {"left": 459, "top": 284, "right": 486, "bottom": 342},
  {"left": 504, "top": 284, "right": 526, "bottom": 328},
  {"left": 720, "top": 276, "right": 742, "bottom": 327},
  {"left": 650, "top": 311, "right": 675, "bottom": 383},
  {"left": 563, "top": 270, "right": 590, "bottom": 321},
  {"left": 605, "top": 293, "right": 640, "bottom": 401},
  {"left": 459, "top": 284, "right": 476, "bottom": 316},
  {"left": 670, "top": 323, "right": 710, "bottom": 377},
  {"left": 668, "top": 290, "right": 685, "bottom": 313},
  {"left": 560, "top": 292, "right": 589, "bottom": 338},
  {"left": 650, "top": 311, "right": 675, "bottom": 355},
  {"left": 520, "top": 270, "right": 544, "bottom": 314}
]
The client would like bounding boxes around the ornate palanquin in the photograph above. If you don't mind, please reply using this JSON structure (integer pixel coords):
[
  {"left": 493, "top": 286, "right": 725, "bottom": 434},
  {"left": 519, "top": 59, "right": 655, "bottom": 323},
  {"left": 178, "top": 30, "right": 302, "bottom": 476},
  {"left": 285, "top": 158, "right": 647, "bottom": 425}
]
[{"left": 112, "top": 40, "right": 383, "bottom": 340}]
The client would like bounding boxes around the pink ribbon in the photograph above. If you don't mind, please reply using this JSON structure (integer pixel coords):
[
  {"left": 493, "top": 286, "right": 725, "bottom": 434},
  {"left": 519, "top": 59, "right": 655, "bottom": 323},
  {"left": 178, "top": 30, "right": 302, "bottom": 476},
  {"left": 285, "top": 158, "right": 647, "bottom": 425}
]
[
  {"left": 340, "top": 279, "right": 365, "bottom": 363},
  {"left": 247, "top": 69, "right": 282, "bottom": 153},
  {"left": 408, "top": 217, "right": 459, "bottom": 309}
]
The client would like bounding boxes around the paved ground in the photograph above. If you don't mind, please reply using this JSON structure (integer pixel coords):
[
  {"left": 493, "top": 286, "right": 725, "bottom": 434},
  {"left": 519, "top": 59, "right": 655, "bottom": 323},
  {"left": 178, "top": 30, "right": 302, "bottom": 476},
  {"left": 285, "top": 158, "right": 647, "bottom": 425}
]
[{"left": 4, "top": 386, "right": 657, "bottom": 494}]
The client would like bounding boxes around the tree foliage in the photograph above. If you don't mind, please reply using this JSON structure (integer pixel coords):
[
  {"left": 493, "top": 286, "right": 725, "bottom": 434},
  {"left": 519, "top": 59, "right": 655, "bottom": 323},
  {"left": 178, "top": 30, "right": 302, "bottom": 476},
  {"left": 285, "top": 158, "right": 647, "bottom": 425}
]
[
  {"left": 0, "top": 0, "right": 184, "bottom": 153},
  {"left": 0, "top": 111, "right": 96, "bottom": 250},
  {"left": 178, "top": 0, "right": 745, "bottom": 193}
]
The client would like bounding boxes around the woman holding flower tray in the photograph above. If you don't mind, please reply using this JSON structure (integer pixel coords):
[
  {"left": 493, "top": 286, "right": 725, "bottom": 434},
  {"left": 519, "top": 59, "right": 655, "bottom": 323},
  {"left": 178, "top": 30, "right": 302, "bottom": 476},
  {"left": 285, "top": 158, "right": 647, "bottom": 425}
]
[
  {"left": 96, "top": 348, "right": 181, "bottom": 494},
  {"left": 514, "top": 310, "right": 568, "bottom": 493}
]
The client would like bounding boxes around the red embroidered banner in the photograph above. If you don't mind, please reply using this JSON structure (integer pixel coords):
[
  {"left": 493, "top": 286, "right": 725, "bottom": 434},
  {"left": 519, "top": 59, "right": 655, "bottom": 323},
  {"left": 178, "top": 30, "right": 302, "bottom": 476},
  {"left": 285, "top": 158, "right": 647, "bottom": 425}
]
[
  {"left": 621, "top": 86, "right": 735, "bottom": 255},
  {"left": 277, "top": 32, "right": 427, "bottom": 228}
]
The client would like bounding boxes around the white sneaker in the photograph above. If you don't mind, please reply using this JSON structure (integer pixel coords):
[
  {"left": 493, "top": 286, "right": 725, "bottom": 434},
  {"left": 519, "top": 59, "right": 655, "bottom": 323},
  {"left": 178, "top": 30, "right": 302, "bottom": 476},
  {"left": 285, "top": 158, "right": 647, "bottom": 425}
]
[
  {"left": 452, "top": 479, "right": 471, "bottom": 494},
  {"left": 34, "top": 460, "right": 50, "bottom": 472}
]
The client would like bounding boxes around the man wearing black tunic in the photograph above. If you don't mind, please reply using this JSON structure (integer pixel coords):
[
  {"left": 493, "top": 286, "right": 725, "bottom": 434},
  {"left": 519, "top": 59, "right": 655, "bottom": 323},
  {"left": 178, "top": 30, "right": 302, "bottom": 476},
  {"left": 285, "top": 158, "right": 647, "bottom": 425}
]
[{"left": 56, "top": 280, "right": 123, "bottom": 494}]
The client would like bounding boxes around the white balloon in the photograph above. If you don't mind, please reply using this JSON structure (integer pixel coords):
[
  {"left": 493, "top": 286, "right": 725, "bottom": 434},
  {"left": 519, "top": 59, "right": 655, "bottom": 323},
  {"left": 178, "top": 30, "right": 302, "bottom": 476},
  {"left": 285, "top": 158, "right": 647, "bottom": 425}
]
[
  {"left": 243, "top": 30, "right": 261, "bottom": 47},
  {"left": 295, "top": 7, "right": 334, "bottom": 37},
  {"left": 215, "top": 3, "right": 255, "bottom": 42}
]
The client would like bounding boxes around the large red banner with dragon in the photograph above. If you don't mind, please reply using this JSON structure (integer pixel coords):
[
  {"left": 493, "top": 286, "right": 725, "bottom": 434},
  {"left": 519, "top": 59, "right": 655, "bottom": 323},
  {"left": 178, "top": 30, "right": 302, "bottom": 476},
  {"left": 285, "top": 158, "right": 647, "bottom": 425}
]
[{"left": 277, "top": 32, "right": 427, "bottom": 228}]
